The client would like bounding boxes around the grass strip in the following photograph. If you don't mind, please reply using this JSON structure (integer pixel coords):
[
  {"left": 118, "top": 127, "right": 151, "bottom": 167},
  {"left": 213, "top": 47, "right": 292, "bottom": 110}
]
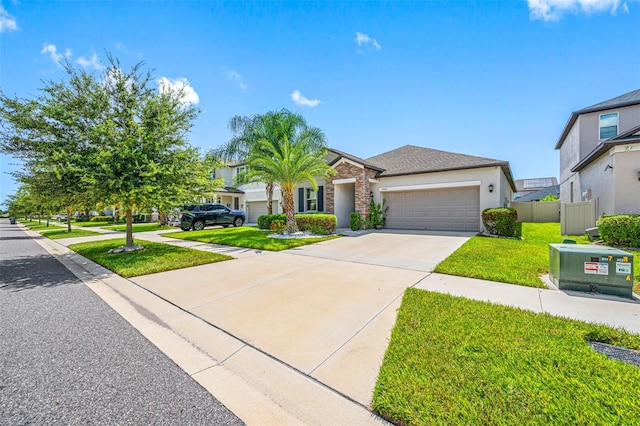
[
  {"left": 41, "top": 228, "right": 102, "bottom": 239},
  {"left": 68, "top": 238, "right": 233, "bottom": 277},
  {"left": 20, "top": 220, "right": 65, "bottom": 231},
  {"left": 435, "top": 222, "right": 591, "bottom": 288},
  {"left": 102, "top": 223, "right": 174, "bottom": 232},
  {"left": 165, "top": 226, "right": 338, "bottom": 251},
  {"left": 373, "top": 289, "right": 640, "bottom": 425}
]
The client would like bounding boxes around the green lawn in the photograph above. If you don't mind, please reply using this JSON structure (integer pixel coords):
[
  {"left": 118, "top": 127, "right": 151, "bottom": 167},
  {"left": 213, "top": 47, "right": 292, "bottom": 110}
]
[
  {"left": 434, "top": 222, "right": 591, "bottom": 288},
  {"left": 71, "top": 221, "right": 118, "bottom": 227},
  {"left": 103, "top": 223, "right": 174, "bottom": 232},
  {"left": 68, "top": 238, "right": 233, "bottom": 278},
  {"left": 41, "top": 228, "right": 102, "bottom": 239},
  {"left": 373, "top": 289, "right": 640, "bottom": 425},
  {"left": 165, "top": 226, "right": 338, "bottom": 251}
]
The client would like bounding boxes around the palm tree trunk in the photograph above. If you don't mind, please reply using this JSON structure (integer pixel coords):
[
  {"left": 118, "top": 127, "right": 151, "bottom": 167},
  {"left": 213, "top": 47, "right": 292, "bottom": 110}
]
[
  {"left": 281, "top": 189, "right": 298, "bottom": 233},
  {"left": 266, "top": 183, "right": 274, "bottom": 215},
  {"left": 125, "top": 208, "right": 134, "bottom": 247}
]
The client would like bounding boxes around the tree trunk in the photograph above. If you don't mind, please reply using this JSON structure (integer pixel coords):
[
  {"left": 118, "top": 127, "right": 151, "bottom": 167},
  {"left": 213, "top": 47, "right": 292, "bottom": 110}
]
[
  {"left": 125, "top": 208, "right": 134, "bottom": 247},
  {"left": 113, "top": 206, "right": 120, "bottom": 222},
  {"left": 66, "top": 207, "right": 72, "bottom": 232},
  {"left": 266, "top": 183, "right": 274, "bottom": 215},
  {"left": 159, "top": 210, "right": 168, "bottom": 226},
  {"left": 282, "top": 189, "right": 298, "bottom": 233}
]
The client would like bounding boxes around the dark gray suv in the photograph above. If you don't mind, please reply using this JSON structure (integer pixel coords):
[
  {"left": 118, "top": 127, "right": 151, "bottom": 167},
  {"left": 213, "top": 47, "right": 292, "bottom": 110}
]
[{"left": 180, "top": 203, "right": 245, "bottom": 231}]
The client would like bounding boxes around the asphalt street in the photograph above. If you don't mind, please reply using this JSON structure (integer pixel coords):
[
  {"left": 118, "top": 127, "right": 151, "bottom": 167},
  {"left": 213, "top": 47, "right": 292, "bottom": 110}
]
[{"left": 0, "top": 221, "right": 244, "bottom": 425}]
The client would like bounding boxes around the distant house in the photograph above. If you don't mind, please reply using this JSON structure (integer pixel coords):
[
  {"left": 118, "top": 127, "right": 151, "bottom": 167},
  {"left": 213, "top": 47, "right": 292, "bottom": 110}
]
[
  {"left": 515, "top": 185, "right": 560, "bottom": 202},
  {"left": 514, "top": 177, "right": 558, "bottom": 200},
  {"left": 214, "top": 145, "right": 516, "bottom": 232},
  {"left": 555, "top": 89, "right": 640, "bottom": 216}
]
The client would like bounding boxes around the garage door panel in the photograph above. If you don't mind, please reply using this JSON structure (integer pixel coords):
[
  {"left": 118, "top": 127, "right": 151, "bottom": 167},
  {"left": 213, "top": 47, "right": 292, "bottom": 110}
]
[
  {"left": 385, "top": 187, "right": 479, "bottom": 231},
  {"left": 247, "top": 201, "right": 269, "bottom": 223}
]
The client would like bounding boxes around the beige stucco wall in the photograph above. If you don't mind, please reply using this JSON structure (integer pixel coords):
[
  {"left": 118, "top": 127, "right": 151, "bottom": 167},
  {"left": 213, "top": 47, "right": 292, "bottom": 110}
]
[
  {"left": 578, "top": 150, "right": 615, "bottom": 217},
  {"left": 578, "top": 104, "right": 640, "bottom": 159},
  {"left": 613, "top": 146, "right": 640, "bottom": 214},
  {"left": 559, "top": 120, "right": 581, "bottom": 203}
]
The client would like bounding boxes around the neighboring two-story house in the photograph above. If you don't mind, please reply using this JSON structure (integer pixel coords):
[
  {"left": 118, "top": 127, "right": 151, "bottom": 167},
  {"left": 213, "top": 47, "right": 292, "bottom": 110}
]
[
  {"left": 556, "top": 89, "right": 640, "bottom": 217},
  {"left": 214, "top": 144, "right": 515, "bottom": 232}
]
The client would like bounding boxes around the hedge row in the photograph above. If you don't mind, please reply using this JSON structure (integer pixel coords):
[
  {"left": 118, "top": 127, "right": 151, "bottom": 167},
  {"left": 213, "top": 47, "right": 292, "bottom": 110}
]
[
  {"left": 90, "top": 215, "right": 115, "bottom": 222},
  {"left": 597, "top": 215, "right": 640, "bottom": 248},
  {"left": 257, "top": 213, "right": 337, "bottom": 234},
  {"left": 482, "top": 207, "right": 521, "bottom": 237}
]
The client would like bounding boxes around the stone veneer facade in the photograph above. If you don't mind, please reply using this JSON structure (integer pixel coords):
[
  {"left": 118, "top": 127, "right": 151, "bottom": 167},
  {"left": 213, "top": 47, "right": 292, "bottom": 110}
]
[{"left": 325, "top": 160, "right": 379, "bottom": 225}]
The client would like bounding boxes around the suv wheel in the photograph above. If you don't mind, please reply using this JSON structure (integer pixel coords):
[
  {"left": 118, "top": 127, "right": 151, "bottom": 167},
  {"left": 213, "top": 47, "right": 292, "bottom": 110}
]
[
  {"left": 233, "top": 217, "right": 244, "bottom": 227},
  {"left": 192, "top": 220, "right": 205, "bottom": 231}
]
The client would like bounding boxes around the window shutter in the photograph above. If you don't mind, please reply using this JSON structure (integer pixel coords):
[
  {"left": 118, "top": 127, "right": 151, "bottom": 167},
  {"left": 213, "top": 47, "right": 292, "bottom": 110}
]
[
  {"left": 298, "top": 188, "right": 305, "bottom": 212},
  {"left": 318, "top": 186, "right": 324, "bottom": 212}
]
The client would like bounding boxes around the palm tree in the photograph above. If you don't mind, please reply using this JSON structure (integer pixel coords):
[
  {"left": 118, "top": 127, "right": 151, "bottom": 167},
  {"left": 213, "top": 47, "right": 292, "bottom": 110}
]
[
  {"left": 245, "top": 123, "right": 335, "bottom": 233},
  {"left": 212, "top": 109, "right": 325, "bottom": 215}
]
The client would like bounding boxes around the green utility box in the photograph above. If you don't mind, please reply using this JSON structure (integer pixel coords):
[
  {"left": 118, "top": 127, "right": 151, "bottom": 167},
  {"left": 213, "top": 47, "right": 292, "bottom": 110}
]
[{"left": 549, "top": 244, "right": 634, "bottom": 298}]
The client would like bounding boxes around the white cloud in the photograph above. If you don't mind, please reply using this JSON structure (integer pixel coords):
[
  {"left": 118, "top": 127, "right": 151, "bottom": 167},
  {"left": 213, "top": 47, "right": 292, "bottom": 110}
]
[
  {"left": 225, "top": 70, "right": 248, "bottom": 90},
  {"left": 76, "top": 51, "right": 104, "bottom": 70},
  {"left": 528, "top": 0, "right": 632, "bottom": 21},
  {"left": 0, "top": 4, "right": 17, "bottom": 33},
  {"left": 158, "top": 77, "right": 200, "bottom": 105},
  {"left": 40, "top": 43, "right": 72, "bottom": 66},
  {"left": 290, "top": 90, "right": 320, "bottom": 107},
  {"left": 354, "top": 32, "right": 381, "bottom": 52}
]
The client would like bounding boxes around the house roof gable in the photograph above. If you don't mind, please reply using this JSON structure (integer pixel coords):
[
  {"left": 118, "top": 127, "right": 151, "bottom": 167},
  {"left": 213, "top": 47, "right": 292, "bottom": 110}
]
[
  {"left": 555, "top": 88, "right": 640, "bottom": 150},
  {"left": 327, "top": 147, "right": 385, "bottom": 171}
]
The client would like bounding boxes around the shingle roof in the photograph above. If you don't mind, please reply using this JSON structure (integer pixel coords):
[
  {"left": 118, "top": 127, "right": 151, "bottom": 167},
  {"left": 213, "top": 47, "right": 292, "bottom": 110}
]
[
  {"left": 555, "top": 88, "right": 640, "bottom": 149},
  {"left": 366, "top": 145, "right": 507, "bottom": 176},
  {"left": 327, "top": 147, "right": 384, "bottom": 171},
  {"left": 515, "top": 185, "right": 559, "bottom": 202},
  {"left": 366, "top": 145, "right": 517, "bottom": 192}
]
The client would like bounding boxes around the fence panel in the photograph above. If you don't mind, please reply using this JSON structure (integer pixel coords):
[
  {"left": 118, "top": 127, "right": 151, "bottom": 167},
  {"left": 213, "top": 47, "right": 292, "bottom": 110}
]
[
  {"left": 512, "top": 200, "right": 560, "bottom": 223},
  {"left": 560, "top": 200, "right": 596, "bottom": 235}
]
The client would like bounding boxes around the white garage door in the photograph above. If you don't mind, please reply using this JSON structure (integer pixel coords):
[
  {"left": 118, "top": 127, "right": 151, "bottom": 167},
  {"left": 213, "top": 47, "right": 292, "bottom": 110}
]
[
  {"left": 247, "top": 201, "right": 279, "bottom": 223},
  {"left": 384, "top": 187, "right": 480, "bottom": 231}
]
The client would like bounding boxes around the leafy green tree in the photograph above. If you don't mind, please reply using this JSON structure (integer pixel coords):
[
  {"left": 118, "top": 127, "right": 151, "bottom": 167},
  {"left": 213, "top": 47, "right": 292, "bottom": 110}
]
[
  {"left": 1, "top": 55, "right": 216, "bottom": 247},
  {"left": 245, "top": 120, "right": 334, "bottom": 233},
  {"left": 213, "top": 109, "right": 325, "bottom": 215}
]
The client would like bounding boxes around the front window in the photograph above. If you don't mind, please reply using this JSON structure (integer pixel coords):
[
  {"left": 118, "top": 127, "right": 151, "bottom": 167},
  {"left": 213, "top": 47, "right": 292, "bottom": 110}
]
[
  {"left": 599, "top": 112, "right": 618, "bottom": 139},
  {"left": 306, "top": 188, "right": 317, "bottom": 211}
]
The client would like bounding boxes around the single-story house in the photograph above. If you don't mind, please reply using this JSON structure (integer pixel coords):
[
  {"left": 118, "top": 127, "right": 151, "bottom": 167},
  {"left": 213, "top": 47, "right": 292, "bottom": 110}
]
[{"left": 214, "top": 144, "right": 516, "bottom": 232}]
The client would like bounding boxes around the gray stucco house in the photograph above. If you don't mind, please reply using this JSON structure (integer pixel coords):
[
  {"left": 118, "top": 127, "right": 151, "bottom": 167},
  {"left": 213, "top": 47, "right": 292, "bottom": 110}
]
[
  {"left": 216, "top": 145, "right": 515, "bottom": 232},
  {"left": 555, "top": 89, "right": 640, "bottom": 216}
]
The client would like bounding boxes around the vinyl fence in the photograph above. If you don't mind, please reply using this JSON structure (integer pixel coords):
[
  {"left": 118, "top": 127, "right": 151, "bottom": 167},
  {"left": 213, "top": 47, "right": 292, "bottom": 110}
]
[
  {"left": 560, "top": 200, "right": 597, "bottom": 235},
  {"left": 511, "top": 200, "right": 560, "bottom": 223}
]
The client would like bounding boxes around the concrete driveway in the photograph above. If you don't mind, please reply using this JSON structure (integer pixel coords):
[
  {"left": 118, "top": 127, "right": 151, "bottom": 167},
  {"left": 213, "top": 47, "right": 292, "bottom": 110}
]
[{"left": 130, "top": 231, "right": 472, "bottom": 406}]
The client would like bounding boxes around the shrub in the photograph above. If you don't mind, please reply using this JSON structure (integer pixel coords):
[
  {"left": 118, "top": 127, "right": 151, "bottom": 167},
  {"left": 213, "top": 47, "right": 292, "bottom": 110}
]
[
  {"left": 74, "top": 216, "right": 90, "bottom": 222},
  {"left": 597, "top": 214, "right": 640, "bottom": 248},
  {"left": 482, "top": 207, "right": 519, "bottom": 237},
  {"left": 257, "top": 214, "right": 286, "bottom": 230},
  {"left": 367, "top": 199, "right": 388, "bottom": 229},
  {"left": 269, "top": 219, "right": 286, "bottom": 234},
  {"left": 132, "top": 214, "right": 151, "bottom": 223},
  {"left": 90, "top": 215, "right": 114, "bottom": 222},
  {"left": 350, "top": 212, "right": 362, "bottom": 231},
  {"left": 296, "top": 214, "right": 337, "bottom": 235}
]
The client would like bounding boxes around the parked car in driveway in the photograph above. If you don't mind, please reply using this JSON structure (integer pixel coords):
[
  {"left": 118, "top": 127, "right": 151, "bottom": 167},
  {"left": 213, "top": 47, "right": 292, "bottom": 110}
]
[{"left": 180, "top": 203, "right": 245, "bottom": 231}]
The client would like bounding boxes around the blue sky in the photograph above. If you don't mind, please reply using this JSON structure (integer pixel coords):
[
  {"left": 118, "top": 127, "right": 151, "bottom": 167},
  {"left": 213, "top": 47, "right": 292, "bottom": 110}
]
[{"left": 1, "top": 0, "right": 639, "bottom": 205}]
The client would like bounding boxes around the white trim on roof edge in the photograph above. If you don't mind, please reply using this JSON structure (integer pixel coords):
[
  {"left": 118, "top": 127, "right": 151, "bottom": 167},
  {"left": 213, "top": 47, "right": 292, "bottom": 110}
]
[
  {"left": 368, "top": 179, "right": 379, "bottom": 183},
  {"left": 333, "top": 177, "right": 357, "bottom": 184},
  {"left": 379, "top": 180, "right": 482, "bottom": 192},
  {"left": 333, "top": 158, "right": 364, "bottom": 169}
]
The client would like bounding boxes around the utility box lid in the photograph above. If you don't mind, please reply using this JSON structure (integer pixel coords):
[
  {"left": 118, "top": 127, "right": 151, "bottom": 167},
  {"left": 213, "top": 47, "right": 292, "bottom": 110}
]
[{"left": 549, "top": 244, "right": 634, "bottom": 298}]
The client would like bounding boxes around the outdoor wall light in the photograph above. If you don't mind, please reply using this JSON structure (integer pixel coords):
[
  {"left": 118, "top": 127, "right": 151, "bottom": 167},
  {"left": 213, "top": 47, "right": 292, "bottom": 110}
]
[
  {"left": 370, "top": 191, "right": 374, "bottom": 198},
  {"left": 604, "top": 164, "right": 614, "bottom": 171},
  {"left": 488, "top": 183, "right": 494, "bottom": 193}
]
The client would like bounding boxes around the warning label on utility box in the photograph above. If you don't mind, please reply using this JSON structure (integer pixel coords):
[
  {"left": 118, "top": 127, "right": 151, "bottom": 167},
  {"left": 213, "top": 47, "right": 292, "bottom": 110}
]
[
  {"left": 616, "top": 262, "right": 632, "bottom": 275},
  {"left": 584, "top": 262, "right": 609, "bottom": 275}
]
